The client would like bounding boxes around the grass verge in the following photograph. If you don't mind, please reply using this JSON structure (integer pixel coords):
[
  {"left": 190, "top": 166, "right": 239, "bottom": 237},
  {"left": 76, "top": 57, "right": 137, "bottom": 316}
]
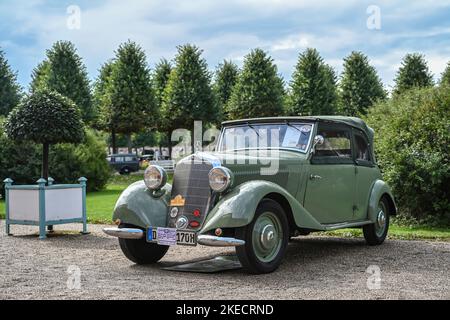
[{"left": 321, "top": 223, "right": 450, "bottom": 242}]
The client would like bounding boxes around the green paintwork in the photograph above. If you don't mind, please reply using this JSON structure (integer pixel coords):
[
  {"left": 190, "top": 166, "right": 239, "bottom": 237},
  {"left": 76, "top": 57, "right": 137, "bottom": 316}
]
[
  {"left": 199, "top": 180, "right": 324, "bottom": 233},
  {"left": 112, "top": 180, "right": 172, "bottom": 229},
  {"left": 111, "top": 116, "right": 396, "bottom": 236},
  {"left": 303, "top": 164, "right": 355, "bottom": 223},
  {"left": 367, "top": 179, "right": 396, "bottom": 223}
]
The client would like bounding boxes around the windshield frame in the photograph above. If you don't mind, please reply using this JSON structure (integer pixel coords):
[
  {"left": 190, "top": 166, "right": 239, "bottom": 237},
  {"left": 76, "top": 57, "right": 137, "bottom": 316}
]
[{"left": 217, "top": 122, "right": 315, "bottom": 154}]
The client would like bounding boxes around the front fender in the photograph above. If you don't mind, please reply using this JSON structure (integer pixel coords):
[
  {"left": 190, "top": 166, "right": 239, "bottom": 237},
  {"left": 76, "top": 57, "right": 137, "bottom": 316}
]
[
  {"left": 200, "top": 180, "right": 323, "bottom": 233},
  {"left": 112, "top": 180, "right": 171, "bottom": 229},
  {"left": 368, "top": 179, "right": 397, "bottom": 223}
]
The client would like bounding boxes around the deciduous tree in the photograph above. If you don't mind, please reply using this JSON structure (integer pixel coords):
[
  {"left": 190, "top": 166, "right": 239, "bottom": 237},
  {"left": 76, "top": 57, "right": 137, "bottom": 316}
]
[{"left": 5, "top": 89, "right": 84, "bottom": 181}]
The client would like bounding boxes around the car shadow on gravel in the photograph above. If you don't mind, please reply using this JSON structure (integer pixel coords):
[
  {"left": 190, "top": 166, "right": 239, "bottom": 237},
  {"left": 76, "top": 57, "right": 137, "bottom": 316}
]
[{"left": 129, "top": 237, "right": 374, "bottom": 276}]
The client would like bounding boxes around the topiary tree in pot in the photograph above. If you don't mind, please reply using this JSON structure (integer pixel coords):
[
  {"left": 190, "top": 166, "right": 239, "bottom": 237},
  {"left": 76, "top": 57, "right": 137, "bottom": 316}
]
[{"left": 4, "top": 89, "right": 85, "bottom": 182}]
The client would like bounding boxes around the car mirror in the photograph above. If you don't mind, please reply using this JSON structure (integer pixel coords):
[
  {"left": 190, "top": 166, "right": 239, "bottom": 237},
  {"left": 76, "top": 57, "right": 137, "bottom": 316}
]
[{"left": 310, "top": 135, "right": 324, "bottom": 155}]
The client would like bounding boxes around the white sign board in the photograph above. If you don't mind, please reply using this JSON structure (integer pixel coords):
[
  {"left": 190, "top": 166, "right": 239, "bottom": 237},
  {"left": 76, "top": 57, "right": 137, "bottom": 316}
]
[
  {"left": 8, "top": 188, "right": 83, "bottom": 222},
  {"left": 45, "top": 188, "right": 83, "bottom": 221},
  {"left": 9, "top": 189, "right": 40, "bottom": 221}
]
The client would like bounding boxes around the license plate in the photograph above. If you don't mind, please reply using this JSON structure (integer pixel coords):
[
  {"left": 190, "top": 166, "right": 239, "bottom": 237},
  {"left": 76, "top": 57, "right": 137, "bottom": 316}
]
[{"left": 147, "top": 227, "right": 197, "bottom": 246}]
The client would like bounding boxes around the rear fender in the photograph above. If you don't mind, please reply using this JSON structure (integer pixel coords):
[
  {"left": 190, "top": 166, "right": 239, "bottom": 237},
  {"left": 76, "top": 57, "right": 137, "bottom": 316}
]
[{"left": 367, "top": 180, "right": 397, "bottom": 222}]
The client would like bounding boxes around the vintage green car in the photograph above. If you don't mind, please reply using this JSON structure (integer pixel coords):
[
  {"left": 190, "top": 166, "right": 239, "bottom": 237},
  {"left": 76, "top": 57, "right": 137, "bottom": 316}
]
[{"left": 103, "top": 116, "right": 396, "bottom": 274}]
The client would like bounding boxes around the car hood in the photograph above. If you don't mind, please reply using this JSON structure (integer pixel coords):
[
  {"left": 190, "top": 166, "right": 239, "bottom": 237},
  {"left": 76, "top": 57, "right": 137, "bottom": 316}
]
[{"left": 193, "top": 150, "right": 307, "bottom": 191}]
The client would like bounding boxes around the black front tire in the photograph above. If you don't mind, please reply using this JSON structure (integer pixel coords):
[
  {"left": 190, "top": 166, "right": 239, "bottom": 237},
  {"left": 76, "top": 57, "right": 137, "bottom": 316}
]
[
  {"left": 363, "top": 197, "right": 390, "bottom": 246},
  {"left": 235, "top": 199, "right": 289, "bottom": 274},
  {"left": 118, "top": 224, "right": 169, "bottom": 264},
  {"left": 120, "top": 167, "right": 131, "bottom": 175}
]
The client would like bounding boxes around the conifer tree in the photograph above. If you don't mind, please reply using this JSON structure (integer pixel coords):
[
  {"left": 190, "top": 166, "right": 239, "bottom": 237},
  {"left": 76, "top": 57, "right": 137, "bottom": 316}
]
[
  {"left": 30, "top": 41, "right": 94, "bottom": 122},
  {"left": 340, "top": 51, "right": 386, "bottom": 116},
  {"left": 0, "top": 49, "right": 21, "bottom": 116},
  {"left": 228, "top": 48, "right": 284, "bottom": 119},
  {"left": 393, "top": 53, "right": 434, "bottom": 95},
  {"left": 288, "top": 48, "right": 337, "bottom": 116}
]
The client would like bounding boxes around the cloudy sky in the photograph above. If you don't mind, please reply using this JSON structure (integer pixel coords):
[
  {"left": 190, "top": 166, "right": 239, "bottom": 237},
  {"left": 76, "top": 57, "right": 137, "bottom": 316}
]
[{"left": 1, "top": 0, "right": 450, "bottom": 91}]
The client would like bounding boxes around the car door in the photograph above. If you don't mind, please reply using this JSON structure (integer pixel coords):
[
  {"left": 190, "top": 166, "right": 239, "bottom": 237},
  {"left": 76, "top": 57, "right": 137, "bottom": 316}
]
[
  {"left": 352, "top": 129, "right": 379, "bottom": 221},
  {"left": 304, "top": 123, "right": 356, "bottom": 224}
]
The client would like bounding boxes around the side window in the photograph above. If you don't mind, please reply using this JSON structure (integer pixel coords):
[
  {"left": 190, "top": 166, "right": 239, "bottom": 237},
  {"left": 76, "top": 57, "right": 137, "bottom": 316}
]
[
  {"left": 312, "top": 125, "right": 353, "bottom": 164},
  {"left": 354, "top": 131, "right": 371, "bottom": 163}
]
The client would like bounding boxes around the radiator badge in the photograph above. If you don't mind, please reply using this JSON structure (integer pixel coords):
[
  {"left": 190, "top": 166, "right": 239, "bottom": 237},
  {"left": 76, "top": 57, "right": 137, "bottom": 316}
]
[{"left": 170, "top": 195, "right": 186, "bottom": 207}]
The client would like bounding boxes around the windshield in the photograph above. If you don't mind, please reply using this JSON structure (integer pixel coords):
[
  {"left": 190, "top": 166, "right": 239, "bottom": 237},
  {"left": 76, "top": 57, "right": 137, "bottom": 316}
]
[{"left": 218, "top": 123, "right": 313, "bottom": 152}]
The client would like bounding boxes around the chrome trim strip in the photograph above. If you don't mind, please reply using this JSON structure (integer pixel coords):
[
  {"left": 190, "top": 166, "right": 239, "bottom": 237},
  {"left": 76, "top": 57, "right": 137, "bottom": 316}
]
[
  {"left": 103, "top": 227, "right": 144, "bottom": 239},
  {"left": 197, "top": 235, "right": 245, "bottom": 247},
  {"left": 323, "top": 220, "right": 373, "bottom": 231}
]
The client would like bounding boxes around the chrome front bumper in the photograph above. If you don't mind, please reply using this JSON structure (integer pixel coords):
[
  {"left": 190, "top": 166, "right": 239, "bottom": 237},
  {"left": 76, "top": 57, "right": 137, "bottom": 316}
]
[
  {"left": 197, "top": 235, "right": 245, "bottom": 247},
  {"left": 102, "top": 227, "right": 245, "bottom": 247},
  {"left": 103, "top": 227, "right": 144, "bottom": 239}
]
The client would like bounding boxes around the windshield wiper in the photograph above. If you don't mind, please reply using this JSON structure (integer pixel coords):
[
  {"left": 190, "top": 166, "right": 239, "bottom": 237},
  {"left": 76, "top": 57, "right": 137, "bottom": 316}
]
[
  {"left": 285, "top": 121, "right": 308, "bottom": 137},
  {"left": 246, "top": 122, "right": 260, "bottom": 137}
]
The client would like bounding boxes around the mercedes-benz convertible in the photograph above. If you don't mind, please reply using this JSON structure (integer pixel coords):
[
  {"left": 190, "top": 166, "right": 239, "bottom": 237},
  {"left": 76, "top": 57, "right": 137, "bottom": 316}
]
[{"left": 103, "top": 116, "right": 396, "bottom": 274}]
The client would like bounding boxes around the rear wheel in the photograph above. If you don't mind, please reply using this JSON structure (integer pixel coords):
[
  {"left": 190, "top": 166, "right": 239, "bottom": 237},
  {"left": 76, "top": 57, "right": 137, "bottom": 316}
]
[
  {"left": 363, "top": 197, "right": 390, "bottom": 245},
  {"left": 236, "top": 199, "right": 289, "bottom": 274},
  {"left": 118, "top": 224, "right": 169, "bottom": 264}
]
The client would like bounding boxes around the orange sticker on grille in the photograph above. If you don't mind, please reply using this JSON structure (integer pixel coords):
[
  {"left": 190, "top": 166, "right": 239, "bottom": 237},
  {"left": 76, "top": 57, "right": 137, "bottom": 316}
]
[{"left": 170, "top": 195, "right": 185, "bottom": 206}]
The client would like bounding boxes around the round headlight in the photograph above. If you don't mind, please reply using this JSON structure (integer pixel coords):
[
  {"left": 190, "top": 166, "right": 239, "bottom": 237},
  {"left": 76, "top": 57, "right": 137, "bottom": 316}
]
[
  {"left": 144, "top": 165, "right": 167, "bottom": 190},
  {"left": 208, "top": 166, "right": 233, "bottom": 193}
]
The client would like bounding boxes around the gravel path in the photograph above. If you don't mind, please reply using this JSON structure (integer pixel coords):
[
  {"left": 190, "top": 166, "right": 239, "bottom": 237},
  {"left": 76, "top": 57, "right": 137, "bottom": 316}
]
[{"left": 0, "top": 221, "right": 449, "bottom": 300}]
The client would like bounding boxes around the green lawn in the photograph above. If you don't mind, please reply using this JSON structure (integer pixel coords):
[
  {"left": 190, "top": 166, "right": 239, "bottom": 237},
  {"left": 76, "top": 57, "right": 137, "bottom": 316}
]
[
  {"left": 86, "top": 174, "right": 146, "bottom": 223},
  {"left": 1, "top": 175, "right": 448, "bottom": 241}
]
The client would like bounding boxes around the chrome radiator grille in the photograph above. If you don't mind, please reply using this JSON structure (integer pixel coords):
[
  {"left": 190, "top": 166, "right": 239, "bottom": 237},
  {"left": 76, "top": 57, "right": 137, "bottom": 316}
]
[{"left": 168, "top": 156, "right": 213, "bottom": 230}]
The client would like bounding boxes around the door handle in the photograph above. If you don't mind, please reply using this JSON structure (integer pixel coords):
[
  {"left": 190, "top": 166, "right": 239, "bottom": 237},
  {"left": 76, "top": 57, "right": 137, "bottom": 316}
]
[{"left": 309, "top": 174, "right": 322, "bottom": 180}]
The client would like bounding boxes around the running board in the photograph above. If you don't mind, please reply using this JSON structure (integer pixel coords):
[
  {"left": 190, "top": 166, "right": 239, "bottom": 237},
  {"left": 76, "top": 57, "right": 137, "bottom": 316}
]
[{"left": 322, "top": 220, "right": 372, "bottom": 231}]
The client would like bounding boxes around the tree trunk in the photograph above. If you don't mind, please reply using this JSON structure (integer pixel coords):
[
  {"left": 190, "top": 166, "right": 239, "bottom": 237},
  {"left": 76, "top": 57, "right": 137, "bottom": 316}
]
[
  {"left": 167, "top": 129, "right": 172, "bottom": 159},
  {"left": 127, "top": 134, "right": 132, "bottom": 153},
  {"left": 42, "top": 142, "right": 49, "bottom": 182},
  {"left": 111, "top": 127, "right": 117, "bottom": 154},
  {"left": 42, "top": 142, "right": 53, "bottom": 232}
]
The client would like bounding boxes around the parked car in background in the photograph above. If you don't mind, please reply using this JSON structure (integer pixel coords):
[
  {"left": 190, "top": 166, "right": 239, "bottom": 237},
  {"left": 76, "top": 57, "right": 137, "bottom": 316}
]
[
  {"left": 104, "top": 116, "right": 396, "bottom": 274},
  {"left": 107, "top": 154, "right": 140, "bottom": 175},
  {"left": 139, "top": 154, "right": 154, "bottom": 162}
]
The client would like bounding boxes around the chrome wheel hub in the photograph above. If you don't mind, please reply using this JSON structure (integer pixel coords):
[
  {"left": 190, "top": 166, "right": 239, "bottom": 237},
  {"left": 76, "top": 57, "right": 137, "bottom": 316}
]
[
  {"left": 252, "top": 212, "right": 283, "bottom": 263},
  {"left": 375, "top": 200, "right": 388, "bottom": 237},
  {"left": 260, "top": 224, "right": 277, "bottom": 250},
  {"left": 377, "top": 210, "right": 386, "bottom": 229}
]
